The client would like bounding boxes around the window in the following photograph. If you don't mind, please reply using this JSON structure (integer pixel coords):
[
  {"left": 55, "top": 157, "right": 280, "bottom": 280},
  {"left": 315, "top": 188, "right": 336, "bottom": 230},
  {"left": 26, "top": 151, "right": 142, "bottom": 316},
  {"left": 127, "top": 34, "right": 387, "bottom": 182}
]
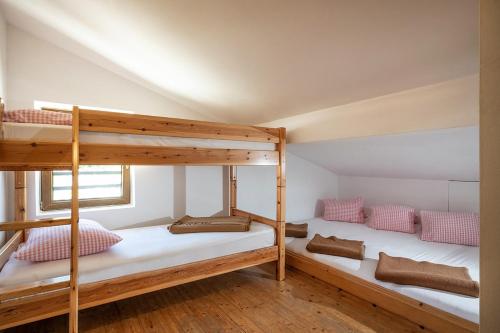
[{"left": 41, "top": 165, "right": 131, "bottom": 211}]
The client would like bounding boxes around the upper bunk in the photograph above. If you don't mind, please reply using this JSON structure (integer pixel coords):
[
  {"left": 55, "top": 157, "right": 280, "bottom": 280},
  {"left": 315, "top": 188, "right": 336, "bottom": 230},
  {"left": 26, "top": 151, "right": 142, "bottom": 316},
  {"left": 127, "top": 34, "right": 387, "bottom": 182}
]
[{"left": 0, "top": 103, "right": 284, "bottom": 170}]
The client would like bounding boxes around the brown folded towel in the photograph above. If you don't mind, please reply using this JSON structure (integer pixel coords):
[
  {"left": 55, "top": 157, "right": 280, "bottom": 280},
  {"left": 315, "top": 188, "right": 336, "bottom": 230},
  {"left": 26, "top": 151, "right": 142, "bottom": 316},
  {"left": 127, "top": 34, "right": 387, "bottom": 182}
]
[
  {"left": 169, "top": 215, "right": 251, "bottom": 234},
  {"left": 306, "top": 233, "right": 365, "bottom": 260},
  {"left": 375, "top": 252, "right": 479, "bottom": 297},
  {"left": 285, "top": 223, "right": 308, "bottom": 238}
]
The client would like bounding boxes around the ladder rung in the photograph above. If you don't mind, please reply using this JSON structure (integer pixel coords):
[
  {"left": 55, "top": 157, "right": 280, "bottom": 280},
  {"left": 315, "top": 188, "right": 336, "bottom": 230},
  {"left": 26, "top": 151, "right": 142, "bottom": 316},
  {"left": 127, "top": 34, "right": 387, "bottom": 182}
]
[
  {"left": 0, "top": 275, "right": 70, "bottom": 303},
  {"left": 0, "top": 218, "right": 71, "bottom": 231}
]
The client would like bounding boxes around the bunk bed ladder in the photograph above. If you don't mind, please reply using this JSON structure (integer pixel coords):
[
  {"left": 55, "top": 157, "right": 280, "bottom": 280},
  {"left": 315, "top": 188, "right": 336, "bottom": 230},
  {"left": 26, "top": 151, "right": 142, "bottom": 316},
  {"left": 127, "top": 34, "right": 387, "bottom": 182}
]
[{"left": 69, "top": 106, "right": 80, "bottom": 333}]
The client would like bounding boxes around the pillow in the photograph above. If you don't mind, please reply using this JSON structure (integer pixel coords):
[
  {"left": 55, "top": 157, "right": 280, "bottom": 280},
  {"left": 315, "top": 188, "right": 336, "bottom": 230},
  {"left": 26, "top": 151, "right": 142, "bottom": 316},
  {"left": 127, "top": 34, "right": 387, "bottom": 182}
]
[
  {"left": 3, "top": 109, "right": 72, "bottom": 125},
  {"left": 420, "top": 211, "right": 479, "bottom": 246},
  {"left": 15, "top": 219, "right": 122, "bottom": 262},
  {"left": 323, "top": 197, "right": 364, "bottom": 223},
  {"left": 367, "top": 205, "right": 416, "bottom": 233}
]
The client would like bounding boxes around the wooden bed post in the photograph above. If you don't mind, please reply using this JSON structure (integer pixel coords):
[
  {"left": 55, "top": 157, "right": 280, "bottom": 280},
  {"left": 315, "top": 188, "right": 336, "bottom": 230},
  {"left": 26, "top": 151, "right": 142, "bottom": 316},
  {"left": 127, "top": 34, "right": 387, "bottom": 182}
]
[
  {"left": 69, "top": 106, "right": 80, "bottom": 333},
  {"left": 14, "top": 172, "right": 27, "bottom": 240},
  {"left": 229, "top": 166, "right": 237, "bottom": 216},
  {"left": 276, "top": 127, "right": 286, "bottom": 281}
]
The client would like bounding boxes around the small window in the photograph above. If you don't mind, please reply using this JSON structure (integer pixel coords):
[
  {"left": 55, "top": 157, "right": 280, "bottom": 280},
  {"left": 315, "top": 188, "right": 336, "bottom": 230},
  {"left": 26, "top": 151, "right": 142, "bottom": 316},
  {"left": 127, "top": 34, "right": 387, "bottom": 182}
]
[{"left": 41, "top": 165, "right": 131, "bottom": 211}]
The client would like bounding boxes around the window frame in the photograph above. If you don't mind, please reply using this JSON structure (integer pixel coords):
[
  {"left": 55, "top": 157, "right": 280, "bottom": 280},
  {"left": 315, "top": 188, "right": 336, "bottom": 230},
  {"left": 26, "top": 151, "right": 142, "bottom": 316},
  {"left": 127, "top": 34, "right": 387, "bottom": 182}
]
[{"left": 40, "top": 165, "right": 131, "bottom": 211}]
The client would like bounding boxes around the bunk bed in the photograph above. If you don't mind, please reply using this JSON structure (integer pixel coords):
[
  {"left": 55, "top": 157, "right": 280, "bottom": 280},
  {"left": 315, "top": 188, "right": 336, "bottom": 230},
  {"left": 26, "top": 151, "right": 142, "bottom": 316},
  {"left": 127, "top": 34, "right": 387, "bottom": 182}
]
[{"left": 0, "top": 99, "right": 287, "bottom": 332}]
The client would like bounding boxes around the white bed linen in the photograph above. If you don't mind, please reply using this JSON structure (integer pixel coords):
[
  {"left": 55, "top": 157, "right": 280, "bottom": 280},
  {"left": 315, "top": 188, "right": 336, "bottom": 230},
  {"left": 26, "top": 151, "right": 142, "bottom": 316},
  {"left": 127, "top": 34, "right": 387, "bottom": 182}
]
[
  {"left": 285, "top": 218, "right": 479, "bottom": 323},
  {"left": 1, "top": 122, "right": 276, "bottom": 151},
  {"left": 0, "top": 222, "right": 275, "bottom": 286}
]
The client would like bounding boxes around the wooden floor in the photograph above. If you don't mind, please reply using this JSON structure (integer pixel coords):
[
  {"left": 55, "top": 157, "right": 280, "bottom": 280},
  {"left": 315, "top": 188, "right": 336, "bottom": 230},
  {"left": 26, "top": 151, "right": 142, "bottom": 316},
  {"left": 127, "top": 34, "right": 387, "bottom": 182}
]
[{"left": 2, "top": 264, "right": 428, "bottom": 333}]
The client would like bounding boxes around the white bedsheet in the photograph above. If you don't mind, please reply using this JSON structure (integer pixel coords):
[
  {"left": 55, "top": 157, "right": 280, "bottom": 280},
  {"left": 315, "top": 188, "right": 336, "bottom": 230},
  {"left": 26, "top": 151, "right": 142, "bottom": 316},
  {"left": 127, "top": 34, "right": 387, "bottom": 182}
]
[
  {"left": 285, "top": 218, "right": 479, "bottom": 323},
  {"left": 1, "top": 122, "right": 276, "bottom": 151},
  {"left": 0, "top": 222, "right": 275, "bottom": 286}
]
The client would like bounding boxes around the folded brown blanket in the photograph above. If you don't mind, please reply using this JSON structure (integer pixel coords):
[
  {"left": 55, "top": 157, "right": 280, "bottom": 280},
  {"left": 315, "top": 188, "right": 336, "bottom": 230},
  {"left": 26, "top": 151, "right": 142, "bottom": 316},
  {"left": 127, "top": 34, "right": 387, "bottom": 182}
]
[
  {"left": 306, "top": 233, "right": 365, "bottom": 260},
  {"left": 285, "top": 223, "right": 308, "bottom": 238},
  {"left": 375, "top": 252, "right": 479, "bottom": 297},
  {"left": 169, "top": 215, "right": 251, "bottom": 234}
]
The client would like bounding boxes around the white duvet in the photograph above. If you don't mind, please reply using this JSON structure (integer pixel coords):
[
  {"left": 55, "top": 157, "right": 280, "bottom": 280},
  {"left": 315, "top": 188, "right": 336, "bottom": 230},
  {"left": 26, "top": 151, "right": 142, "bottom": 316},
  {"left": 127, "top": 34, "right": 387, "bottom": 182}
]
[{"left": 0, "top": 222, "right": 275, "bottom": 287}]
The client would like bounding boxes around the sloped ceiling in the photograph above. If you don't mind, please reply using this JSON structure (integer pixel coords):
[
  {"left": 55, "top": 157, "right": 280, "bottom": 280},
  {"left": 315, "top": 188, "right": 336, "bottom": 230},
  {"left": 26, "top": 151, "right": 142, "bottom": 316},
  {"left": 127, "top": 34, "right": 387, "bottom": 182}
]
[
  {"left": 288, "top": 127, "right": 479, "bottom": 181},
  {"left": 0, "top": 0, "right": 478, "bottom": 124}
]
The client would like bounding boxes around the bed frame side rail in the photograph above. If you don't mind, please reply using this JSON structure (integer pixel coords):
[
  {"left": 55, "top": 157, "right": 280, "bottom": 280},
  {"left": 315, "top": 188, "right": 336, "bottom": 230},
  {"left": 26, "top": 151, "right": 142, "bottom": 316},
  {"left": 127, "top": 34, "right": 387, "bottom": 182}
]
[{"left": 286, "top": 250, "right": 479, "bottom": 333}]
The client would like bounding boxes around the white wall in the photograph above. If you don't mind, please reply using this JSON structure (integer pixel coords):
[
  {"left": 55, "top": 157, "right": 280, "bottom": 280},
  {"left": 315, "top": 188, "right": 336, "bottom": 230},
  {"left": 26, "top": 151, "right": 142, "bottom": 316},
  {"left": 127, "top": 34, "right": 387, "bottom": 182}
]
[
  {"left": 26, "top": 166, "right": 174, "bottom": 230},
  {"left": 186, "top": 166, "right": 224, "bottom": 217},
  {"left": 338, "top": 176, "right": 479, "bottom": 213},
  {"left": 237, "top": 153, "right": 338, "bottom": 221},
  {"left": 5, "top": 26, "right": 206, "bottom": 120},
  {"left": 263, "top": 75, "right": 479, "bottom": 143}
]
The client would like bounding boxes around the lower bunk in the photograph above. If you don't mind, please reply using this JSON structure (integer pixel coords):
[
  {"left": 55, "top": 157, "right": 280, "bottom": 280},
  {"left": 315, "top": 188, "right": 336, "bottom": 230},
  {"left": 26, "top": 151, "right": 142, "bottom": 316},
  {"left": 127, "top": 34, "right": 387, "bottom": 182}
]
[
  {"left": 0, "top": 221, "right": 277, "bottom": 329},
  {"left": 285, "top": 218, "right": 479, "bottom": 333}
]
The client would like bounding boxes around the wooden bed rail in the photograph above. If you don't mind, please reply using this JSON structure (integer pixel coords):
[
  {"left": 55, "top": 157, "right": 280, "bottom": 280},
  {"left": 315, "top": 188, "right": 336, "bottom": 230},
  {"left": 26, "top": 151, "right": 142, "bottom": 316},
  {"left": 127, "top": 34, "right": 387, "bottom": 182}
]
[
  {"left": 78, "top": 109, "right": 280, "bottom": 143},
  {"left": 0, "top": 275, "right": 70, "bottom": 303},
  {"left": 232, "top": 209, "right": 277, "bottom": 228},
  {"left": 0, "top": 218, "right": 71, "bottom": 231},
  {"left": 0, "top": 231, "right": 23, "bottom": 270},
  {"left": 0, "top": 141, "right": 279, "bottom": 170}
]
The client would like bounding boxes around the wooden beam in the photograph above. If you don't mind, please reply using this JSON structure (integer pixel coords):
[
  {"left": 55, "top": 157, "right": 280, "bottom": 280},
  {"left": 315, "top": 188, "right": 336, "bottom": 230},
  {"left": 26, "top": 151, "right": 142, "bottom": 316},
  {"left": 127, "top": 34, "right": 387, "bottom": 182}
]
[
  {"left": 229, "top": 166, "right": 237, "bottom": 215},
  {"left": 14, "top": 172, "right": 27, "bottom": 222},
  {"left": 0, "top": 218, "right": 71, "bottom": 231},
  {"left": 0, "top": 276, "right": 70, "bottom": 303},
  {"left": 232, "top": 209, "right": 277, "bottom": 228},
  {"left": 0, "top": 141, "right": 73, "bottom": 170},
  {"left": 79, "top": 109, "right": 280, "bottom": 143},
  {"left": 69, "top": 106, "right": 80, "bottom": 333},
  {"left": 79, "top": 144, "right": 279, "bottom": 166},
  {"left": 276, "top": 128, "right": 286, "bottom": 281},
  {"left": 480, "top": 0, "right": 500, "bottom": 330},
  {"left": 0, "top": 141, "right": 279, "bottom": 169},
  {"left": 286, "top": 250, "right": 478, "bottom": 333},
  {"left": 0, "top": 246, "right": 278, "bottom": 330},
  {"left": 0, "top": 231, "right": 22, "bottom": 270}
]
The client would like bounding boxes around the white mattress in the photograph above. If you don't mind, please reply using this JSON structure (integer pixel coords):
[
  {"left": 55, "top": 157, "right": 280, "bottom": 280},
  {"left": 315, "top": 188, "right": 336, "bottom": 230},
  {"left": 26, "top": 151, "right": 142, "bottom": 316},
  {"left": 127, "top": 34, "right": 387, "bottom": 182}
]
[
  {"left": 1, "top": 122, "right": 276, "bottom": 151},
  {"left": 0, "top": 222, "right": 275, "bottom": 287},
  {"left": 285, "top": 218, "right": 479, "bottom": 323}
]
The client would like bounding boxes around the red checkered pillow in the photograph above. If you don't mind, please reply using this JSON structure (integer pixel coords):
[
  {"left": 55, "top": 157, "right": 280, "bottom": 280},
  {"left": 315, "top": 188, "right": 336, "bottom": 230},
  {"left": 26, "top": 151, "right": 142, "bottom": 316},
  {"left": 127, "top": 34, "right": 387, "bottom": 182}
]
[
  {"left": 420, "top": 211, "right": 479, "bottom": 246},
  {"left": 15, "top": 219, "right": 122, "bottom": 262},
  {"left": 323, "top": 197, "right": 364, "bottom": 223},
  {"left": 3, "top": 109, "right": 72, "bottom": 125},
  {"left": 367, "top": 205, "right": 416, "bottom": 233}
]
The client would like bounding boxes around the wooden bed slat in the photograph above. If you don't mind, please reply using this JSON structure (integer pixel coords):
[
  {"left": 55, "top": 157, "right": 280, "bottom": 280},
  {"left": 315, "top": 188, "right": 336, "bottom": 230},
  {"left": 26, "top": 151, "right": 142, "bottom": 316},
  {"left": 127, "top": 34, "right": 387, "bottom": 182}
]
[
  {"left": 0, "top": 141, "right": 279, "bottom": 168},
  {"left": 0, "top": 246, "right": 278, "bottom": 330},
  {"left": 0, "top": 218, "right": 71, "bottom": 231},
  {"left": 286, "top": 250, "right": 479, "bottom": 333},
  {"left": 79, "top": 109, "right": 280, "bottom": 143}
]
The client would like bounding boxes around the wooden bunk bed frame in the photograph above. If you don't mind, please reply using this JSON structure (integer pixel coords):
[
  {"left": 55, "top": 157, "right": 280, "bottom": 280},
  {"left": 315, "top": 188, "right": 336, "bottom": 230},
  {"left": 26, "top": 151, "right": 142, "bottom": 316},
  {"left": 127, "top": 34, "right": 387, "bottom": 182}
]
[{"left": 0, "top": 100, "right": 287, "bottom": 332}]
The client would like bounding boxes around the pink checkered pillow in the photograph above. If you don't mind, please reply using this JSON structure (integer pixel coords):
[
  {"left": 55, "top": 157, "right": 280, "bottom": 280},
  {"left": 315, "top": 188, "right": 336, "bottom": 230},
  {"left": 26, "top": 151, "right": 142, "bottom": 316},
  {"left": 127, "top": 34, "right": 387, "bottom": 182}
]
[
  {"left": 323, "top": 197, "right": 364, "bottom": 223},
  {"left": 420, "top": 211, "right": 479, "bottom": 246},
  {"left": 15, "top": 219, "right": 122, "bottom": 262},
  {"left": 367, "top": 205, "right": 416, "bottom": 233},
  {"left": 3, "top": 109, "right": 72, "bottom": 125}
]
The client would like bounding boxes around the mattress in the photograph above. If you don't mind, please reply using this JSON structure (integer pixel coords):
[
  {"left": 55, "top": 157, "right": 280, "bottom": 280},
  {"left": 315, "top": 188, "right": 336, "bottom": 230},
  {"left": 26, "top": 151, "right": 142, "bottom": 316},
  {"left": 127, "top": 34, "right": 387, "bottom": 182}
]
[
  {"left": 285, "top": 218, "right": 479, "bottom": 323},
  {"left": 0, "top": 222, "right": 275, "bottom": 287},
  {"left": 1, "top": 122, "right": 276, "bottom": 151}
]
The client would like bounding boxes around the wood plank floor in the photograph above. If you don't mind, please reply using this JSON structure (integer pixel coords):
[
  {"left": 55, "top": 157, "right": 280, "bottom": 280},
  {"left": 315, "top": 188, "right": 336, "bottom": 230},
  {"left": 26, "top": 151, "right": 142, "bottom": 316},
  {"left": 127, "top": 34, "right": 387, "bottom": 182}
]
[{"left": 2, "top": 264, "right": 428, "bottom": 333}]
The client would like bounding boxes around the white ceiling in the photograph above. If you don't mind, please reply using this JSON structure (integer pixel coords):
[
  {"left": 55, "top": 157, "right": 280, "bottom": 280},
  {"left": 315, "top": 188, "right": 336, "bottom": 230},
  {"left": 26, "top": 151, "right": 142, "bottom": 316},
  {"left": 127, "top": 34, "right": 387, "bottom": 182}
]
[
  {"left": 0, "top": 0, "right": 478, "bottom": 124},
  {"left": 288, "top": 127, "right": 479, "bottom": 181}
]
